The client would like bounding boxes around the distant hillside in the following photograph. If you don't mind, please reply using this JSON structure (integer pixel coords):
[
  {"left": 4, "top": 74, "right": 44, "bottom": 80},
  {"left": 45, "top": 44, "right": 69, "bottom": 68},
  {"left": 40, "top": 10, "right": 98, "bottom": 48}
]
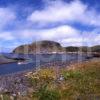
[
  {"left": 91, "top": 45, "right": 100, "bottom": 52},
  {"left": 65, "top": 46, "right": 100, "bottom": 53},
  {"left": 65, "top": 46, "right": 90, "bottom": 52},
  {"left": 65, "top": 46, "right": 79, "bottom": 52},
  {"left": 13, "top": 40, "right": 62, "bottom": 54},
  {"left": 13, "top": 40, "right": 100, "bottom": 54}
]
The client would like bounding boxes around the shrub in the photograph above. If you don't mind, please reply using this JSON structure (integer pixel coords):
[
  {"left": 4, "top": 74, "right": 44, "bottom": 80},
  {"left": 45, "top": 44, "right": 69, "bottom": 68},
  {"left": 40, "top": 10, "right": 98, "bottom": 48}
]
[
  {"left": 61, "top": 70, "right": 82, "bottom": 80},
  {"left": 33, "top": 84, "right": 61, "bottom": 100}
]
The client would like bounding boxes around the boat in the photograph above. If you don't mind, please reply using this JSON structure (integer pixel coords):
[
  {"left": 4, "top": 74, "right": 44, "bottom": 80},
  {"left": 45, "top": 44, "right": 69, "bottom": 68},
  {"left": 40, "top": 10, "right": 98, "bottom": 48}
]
[{"left": 17, "top": 59, "right": 33, "bottom": 65}]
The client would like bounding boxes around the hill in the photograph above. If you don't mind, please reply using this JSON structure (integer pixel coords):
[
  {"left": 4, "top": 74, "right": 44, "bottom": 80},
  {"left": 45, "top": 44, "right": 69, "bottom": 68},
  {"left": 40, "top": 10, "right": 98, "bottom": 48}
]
[
  {"left": 13, "top": 40, "right": 100, "bottom": 54},
  {"left": 13, "top": 40, "right": 62, "bottom": 54}
]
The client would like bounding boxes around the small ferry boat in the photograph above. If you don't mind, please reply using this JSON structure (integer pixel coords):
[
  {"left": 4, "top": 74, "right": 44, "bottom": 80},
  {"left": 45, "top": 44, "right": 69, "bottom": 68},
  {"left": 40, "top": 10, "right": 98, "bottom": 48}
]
[
  {"left": 17, "top": 61, "right": 28, "bottom": 65},
  {"left": 17, "top": 59, "right": 33, "bottom": 65}
]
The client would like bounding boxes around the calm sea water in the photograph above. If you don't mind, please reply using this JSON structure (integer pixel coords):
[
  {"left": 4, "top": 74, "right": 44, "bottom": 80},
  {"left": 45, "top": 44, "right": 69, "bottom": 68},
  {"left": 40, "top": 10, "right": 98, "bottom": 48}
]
[{"left": 0, "top": 53, "right": 87, "bottom": 75}]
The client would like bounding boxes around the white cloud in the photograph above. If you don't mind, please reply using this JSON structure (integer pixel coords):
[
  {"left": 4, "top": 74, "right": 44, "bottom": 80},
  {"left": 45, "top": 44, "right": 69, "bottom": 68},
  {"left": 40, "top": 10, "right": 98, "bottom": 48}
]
[
  {"left": 0, "top": 32, "right": 15, "bottom": 40},
  {"left": 0, "top": 0, "right": 99, "bottom": 48},
  {"left": 0, "top": 8, "right": 16, "bottom": 29},
  {"left": 27, "top": 0, "right": 100, "bottom": 26},
  {"left": 59, "top": 28, "right": 100, "bottom": 46},
  {"left": 0, "top": 24, "right": 100, "bottom": 47},
  {"left": 14, "top": 25, "right": 80, "bottom": 40},
  {"left": 5, "top": 25, "right": 99, "bottom": 46}
]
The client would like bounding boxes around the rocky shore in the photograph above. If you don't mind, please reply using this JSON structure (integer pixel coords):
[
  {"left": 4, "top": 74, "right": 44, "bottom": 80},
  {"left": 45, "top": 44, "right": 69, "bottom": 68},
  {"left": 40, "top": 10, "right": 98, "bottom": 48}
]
[
  {"left": 0, "top": 59, "right": 90, "bottom": 94},
  {"left": 0, "top": 57, "right": 99, "bottom": 98},
  {"left": 0, "top": 73, "right": 29, "bottom": 95}
]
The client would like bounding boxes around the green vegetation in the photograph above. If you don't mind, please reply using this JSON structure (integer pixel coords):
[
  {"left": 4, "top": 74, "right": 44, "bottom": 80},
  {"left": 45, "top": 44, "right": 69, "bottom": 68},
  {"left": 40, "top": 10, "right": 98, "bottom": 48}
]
[
  {"left": 0, "top": 94, "right": 11, "bottom": 100},
  {"left": 65, "top": 46, "right": 79, "bottom": 52},
  {"left": 0, "top": 60, "right": 100, "bottom": 100},
  {"left": 32, "top": 84, "right": 61, "bottom": 100},
  {"left": 91, "top": 45, "right": 100, "bottom": 52},
  {"left": 65, "top": 46, "right": 89, "bottom": 52},
  {"left": 65, "top": 45, "right": 100, "bottom": 52},
  {"left": 26, "top": 60, "right": 100, "bottom": 100}
]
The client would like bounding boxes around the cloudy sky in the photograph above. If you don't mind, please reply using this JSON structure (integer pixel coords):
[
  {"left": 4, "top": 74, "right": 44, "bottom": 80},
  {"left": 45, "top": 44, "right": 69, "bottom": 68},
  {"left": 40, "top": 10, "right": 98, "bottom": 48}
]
[{"left": 0, "top": 0, "right": 100, "bottom": 52}]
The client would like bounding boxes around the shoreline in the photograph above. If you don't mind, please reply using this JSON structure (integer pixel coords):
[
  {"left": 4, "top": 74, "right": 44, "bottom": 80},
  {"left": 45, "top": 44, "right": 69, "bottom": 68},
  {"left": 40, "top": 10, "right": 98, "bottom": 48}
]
[
  {"left": 0, "top": 58, "right": 92, "bottom": 77},
  {"left": 0, "top": 61, "right": 17, "bottom": 65},
  {"left": 0, "top": 58, "right": 99, "bottom": 96},
  {"left": 0, "top": 57, "right": 99, "bottom": 76}
]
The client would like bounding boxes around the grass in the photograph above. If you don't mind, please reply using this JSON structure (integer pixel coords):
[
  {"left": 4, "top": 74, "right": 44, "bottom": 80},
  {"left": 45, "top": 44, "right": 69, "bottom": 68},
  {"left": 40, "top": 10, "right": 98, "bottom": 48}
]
[
  {"left": 0, "top": 94, "right": 11, "bottom": 100},
  {"left": 26, "top": 59, "right": 100, "bottom": 100},
  {"left": 32, "top": 84, "right": 61, "bottom": 100},
  {"left": 0, "top": 59, "right": 100, "bottom": 100}
]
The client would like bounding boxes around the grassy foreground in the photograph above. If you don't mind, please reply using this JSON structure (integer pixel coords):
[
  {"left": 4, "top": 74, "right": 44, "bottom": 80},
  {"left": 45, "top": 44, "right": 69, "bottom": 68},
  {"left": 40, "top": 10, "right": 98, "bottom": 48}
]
[
  {"left": 1, "top": 59, "right": 100, "bottom": 100},
  {"left": 25, "top": 59, "right": 100, "bottom": 100}
]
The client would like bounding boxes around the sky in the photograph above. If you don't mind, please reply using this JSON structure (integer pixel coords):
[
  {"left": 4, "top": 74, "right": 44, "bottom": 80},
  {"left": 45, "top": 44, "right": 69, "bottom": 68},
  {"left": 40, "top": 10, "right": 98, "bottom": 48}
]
[{"left": 0, "top": 0, "right": 100, "bottom": 52}]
